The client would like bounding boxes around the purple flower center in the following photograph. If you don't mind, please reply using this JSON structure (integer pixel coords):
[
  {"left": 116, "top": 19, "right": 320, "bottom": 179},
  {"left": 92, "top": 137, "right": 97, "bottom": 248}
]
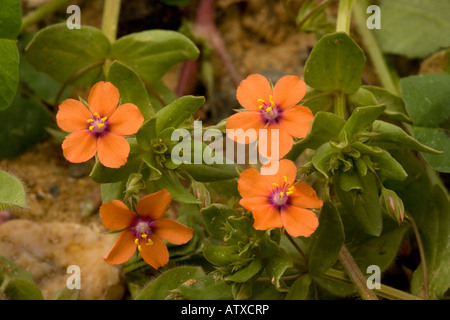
[
  {"left": 258, "top": 95, "right": 282, "bottom": 124},
  {"left": 87, "top": 112, "right": 110, "bottom": 137},
  {"left": 268, "top": 176, "right": 295, "bottom": 210},
  {"left": 131, "top": 218, "right": 155, "bottom": 251}
]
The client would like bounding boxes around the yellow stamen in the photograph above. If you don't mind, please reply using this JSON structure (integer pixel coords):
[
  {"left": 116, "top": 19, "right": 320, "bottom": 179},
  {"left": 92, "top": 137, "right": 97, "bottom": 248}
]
[
  {"left": 146, "top": 238, "right": 153, "bottom": 246},
  {"left": 97, "top": 123, "right": 105, "bottom": 129},
  {"left": 89, "top": 125, "right": 94, "bottom": 131},
  {"left": 269, "top": 95, "right": 275, "bottom": 107},
  {"left": 87, "top": 119, "right": 94, "bottom": 123},
  {"left": 286, "top": 190, "right": 294, "bottom": 196},
  {"left": 94, "top": 112, "right": 100, "bottom": 118},
  {"left": 283, "top": 176, "right": 288, "bottom": 183},
  {"left": 272, "top": 183, "right": 279, "bottom": 187},
  {"left": 258, "top": 105, "right": 263, "bottom": 109},
  {"left": 134, "top": 238, "right": 139, "bottom": 245},
  {"left": 141, "top": 234, "right": 147, "bottom": 239},
  {"left": 280, "top": 192, "right": 285, "bottom": 197},
  {"left": 101, "top": 116, "right": 108, "bottom": 122},
  {"left": 138, "top": 245, "right": 142, "bottom": 251},
  {"left": 257, "top": 98, "right": 265, "bottom": 103},
  {"left": 266, "top": 107, "right": 272, "bottom": 113}
]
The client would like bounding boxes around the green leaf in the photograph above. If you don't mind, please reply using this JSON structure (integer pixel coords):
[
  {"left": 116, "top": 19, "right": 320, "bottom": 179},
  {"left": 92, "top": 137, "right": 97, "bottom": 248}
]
[
  {"left": 24, "top": 23, "right": 110, "bottom": 85},
  {"left": 345, "top": 218, "right": 407, "bottom": 274},
  {"left": 286, "top": 111, "right": 345, "bottom": 161},
  {"left": 410, "top": 185, "right": 450, "bottom": 299},
  {"left": 111, "top": 30, "right": 199, "bottom": 85},
  {"left": 100, "top": 181, "right": 126, "bottom": 202},
  {"left": 335, "top": 171, "right": 382, "bottom": 236},
  {"left": 153, "top": 169, "right": 200, "bottom": 204},
  {"left": 369, "top": 149, "right": 408, "bottom": 181},
  {"left": 225, "top": 258, "right": 263, "bottom": 283},
  {"left": 154, "top": 95, "right": 205, "bottom": 134},
  {"left": 374, "top": 0, "right": 450, "bottom": 59},
  {"left": 181, "top": 162, "right": 239, "bottom": 182},
  {"left": 304, "top": 32, "right": 365, "bottom": 94},
  {"left": 89, "top": 153, "right": 142, "bottom": 183},
  {"left": 369, "top": 120, "right": 441, "bottom": 154},
  {"left": 200, "top": 204, "right": 235, "bottom": 241},
  {"left": 285, "top": 274, "right": 312, "bottom": 300},
  {"left": 362, "top": 86, "right": 411, "bottom": 123},
  {"left": 339, "top": 104, "right": 386, "bottom": 141},
  {"left": 0, "top": 93, "right": 53, "bottom": 159},
  {"left": 106, "top": 60, "right": 154, "bottom": 120},
  {"left": 311, "top": 142, "right": 336, "bottom": 178},
  {"left": 135, "top": 266, "right": 205, "bottom": 300},
  {"left": 308, "top": 201, "right": 345, "bottom": 277},
  {"left": 0, "top": 170, "right": 26, "bottom": 209},
  {"left": 50, "top": 287, "right": 80, "bottom": 300},
  {"left": 4, "top": 278, "right": 44, "bottom": 300},
  {"left": 174, "top": 275, "right": 233, "bottom": 300},
  {"left": 337, "top": 169, "right": 362, "bottom": 192},
  {"left": 202, "top": 243, "right": 241, "bottom": 267},
  {"left": 401, "top": 73, "right": 450, "bottom": 172},
  {"left": 0, "top": 39, "right": 19, "bottom": 110},
  {"left": 264, "top": 247, "right": 293, "bottom": 291},
  {"left": 0, "top": 0, "right": 21, "bottom": 39}
]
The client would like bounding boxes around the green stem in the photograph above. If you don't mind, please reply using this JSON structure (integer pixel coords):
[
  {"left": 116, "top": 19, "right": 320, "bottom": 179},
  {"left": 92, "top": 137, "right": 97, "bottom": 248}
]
[
  {"left": 285, "top": 232, "right": 308, "bottom": 263},
  {"left": 334, "top": 91, "right": 346, "bottom": 119},
  {"left": 352, "top": 0, "right": 400, "bottom": 94},
  {"left": 323, "top": 268, "right": 423, "bottom": 300},
  {"left": 101, "top": 0, "right": 121, "bottom": 72},
  {"left": 101, "top": 0, "right": 121, "bottom": 43},
  {"left": 336, "top": 0, "right": 356, "bottom": 34},
  {"left": 20, "top": 0, "right": 73, "bottom": 33},
  {"left": 338, "top": 245, "right": 379, "bottom": 300}
]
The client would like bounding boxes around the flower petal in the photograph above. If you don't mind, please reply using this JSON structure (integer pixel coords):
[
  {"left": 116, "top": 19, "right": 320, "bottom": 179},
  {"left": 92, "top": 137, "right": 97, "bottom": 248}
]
[
  {"left": 103, "top": 230, "right": 136, "bottom": 265},
  {"left": 135, "top": 189, "right": 172, "bottom": 220},
  {"left": 88, "top": 81, "right": 120, "bottom": 117},
  {"left": 251, "top": 204, "right": 283, "bottom": 230},
  {"left": 56, "top": 99, "right": 92, "bottom": 133},
  {"left": 236, "top": 74, "right": 273, "bottom": 111},
  {"left": 290, "top": 182, "right": 324, "bottom": 209},
  {"left": 226, "top": 111, "right": 264, "bottom": 144},
  {"left": 97, "top": 133, "right": 130, "bottom": 168},
  {"left": 258, "top": 126, "right": 293, "bottom": 160},
  {"left": 238, "top": 168, "right": 272, "bottom": 198},
  {"left": 273, "top": 75, "right": 306, "bottom": 110},
  {"left": 140, "top": 234, "right": 169, "bottom": 269},
  {"left": 281, "top": 206, "right": 319, "bottom": 237},
  {"left": 153, "top": 218, "right": 193, "bottom": 245},
  {"left": 239, "top": 196, "right": 270, "bottom": 212},
  {"left": 278, "top": 106, "right": 314, "bottom": 139},
  {"left": 62, "top": 130, "right": 97, "bottom": 163},
  {"left": 265, "top": 159, "right": 298, "bottom": 187},
  {"left": 108, "top": 103, "right": 144, "bottom": 136},
  {"left": 100, "top": 200, "right": 136, "bottom": 231}
]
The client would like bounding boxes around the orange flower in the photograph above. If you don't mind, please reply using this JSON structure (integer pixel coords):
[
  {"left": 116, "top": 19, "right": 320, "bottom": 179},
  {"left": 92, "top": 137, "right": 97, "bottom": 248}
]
[
  {"left": 226, "top": 74, "right": 314, "bottom": 159},
  {"left": 100, "top": 189, "right": 194, "bottom": 269},
  {"left": 237, "top": 159, "right": 323, "bottom": 237},
  {"left": 56, "top": 81, "right": 144, "bottom": 168}
]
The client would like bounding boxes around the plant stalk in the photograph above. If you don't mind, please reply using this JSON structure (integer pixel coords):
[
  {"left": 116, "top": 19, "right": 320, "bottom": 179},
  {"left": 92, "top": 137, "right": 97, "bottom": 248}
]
[
  {"left": 324, "top": 268, "right": 423, "bottom": 300},
  {"left": 101, "top": 0, "right": 121, "bottom": 43},
  {"left": 20, "top": 0, "right": 73, "bottom": 33},
  {"left": 338, "top": 245, "right": 379, "bottom": 300},
  {"left": 336, "top": 0, "right": 356, "bottom": 34},
  {"left": 352, "top": 0, "right": 400, "bottom": 94}
]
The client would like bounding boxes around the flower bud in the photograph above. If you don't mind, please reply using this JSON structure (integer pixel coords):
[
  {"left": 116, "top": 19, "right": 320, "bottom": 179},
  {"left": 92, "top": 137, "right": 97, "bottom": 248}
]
[{"left": 380, "top": 187, "right": 405, "bottom": 225}]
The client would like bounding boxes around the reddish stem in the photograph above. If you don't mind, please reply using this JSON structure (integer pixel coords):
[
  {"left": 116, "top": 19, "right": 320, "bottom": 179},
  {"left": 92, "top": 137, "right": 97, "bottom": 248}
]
[{"left": 175, "top": 0, "right": 241, "bottom": 96}]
